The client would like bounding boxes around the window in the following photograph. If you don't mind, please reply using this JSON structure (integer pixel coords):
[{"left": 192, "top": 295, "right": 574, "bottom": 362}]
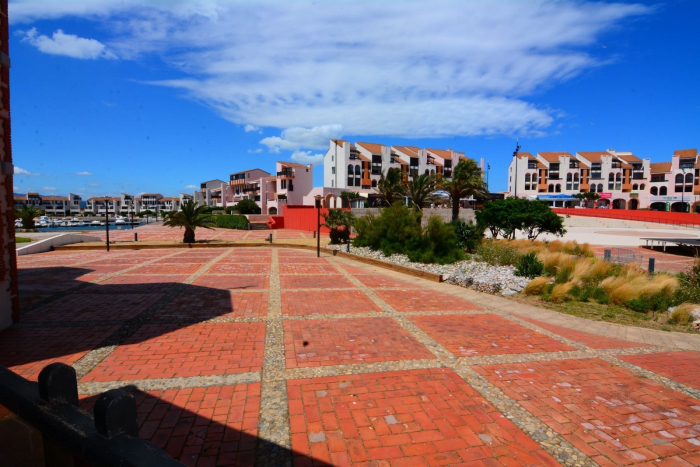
[
  {"left": 548, "top": 184, "right": 554, "bottom": 193},
  {"left": 371, "top": 180, "right": 377, "bottom": 188},
  {"left": 633, "top": 184, "right": 638, "bottom": 191},
  {"left": 566, "top": 173, "right": 572, "bottom": 190},
  {"left": 347, "top": 165, "right": 354, "bottom": 187},
  {"left": 332, "top": 167, "right": 335, "bottom": 174},
  {"left": 651, "top": 174, "right": 666, "bottom": 182},
  {"left": 355, "top": 164, "right": 361, "bottom": 186},
  {"left": 660, "top": 186, "right": 667, "bottom": 195},
  {"left": 281, "top": 180, "right": 287, "bottom": 189},
  {"left": 608, "top": 173, "right": 615, "bottom": 190},
  {"left": 246, "top": 173, "right": 249, "bottom": 179},
  {"left": 651, "top": 187, "right": 658, "bottom": 195},
  {"left": 597, "top": 184, "right": 603, "bottom": 192},
  {"left": 686, "top": 173, "right": 693, "bottom": 184},
  {"left": 555, "top": 184, "right": 561, "bottom": 193},
  {"left": 532, "top": 174, "right": 537, "bottom": 184},
  {"left": 676, "top": 174, "right": 684, "bottom": 184},
  {"left": 640, "top": 184, "right": 645, "bottom": 190}
]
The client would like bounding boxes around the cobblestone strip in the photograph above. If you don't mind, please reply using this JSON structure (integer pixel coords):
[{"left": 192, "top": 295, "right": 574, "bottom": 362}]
[
  {"left": 20, "top": 249, "right": 184, "bottom": 315},
  {"left": 453, "top": 365, "right": 596, "bottom": 467},
  {"left": 78, "top": 371, "right": 261, "bottom": 395},
  {"left": 255, "top": 249, "right": 292, "bottom": 467},
  {"left": 71, "top": 249, "right": 234, "bottom": 379},
  {"left": 283, "top": 358, "right": 443, "bottom": 380}
]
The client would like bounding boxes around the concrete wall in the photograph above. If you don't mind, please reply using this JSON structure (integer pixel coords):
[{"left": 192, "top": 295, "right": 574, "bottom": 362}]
[
  {"left": 351, "top": 207, "right": 475, "bottom": 226},
  {"left": 0, "top": 0, "right": 17, "bottom": 330},
  {"left": 16, "top": 234, "right": 101, "bottom": 256}
]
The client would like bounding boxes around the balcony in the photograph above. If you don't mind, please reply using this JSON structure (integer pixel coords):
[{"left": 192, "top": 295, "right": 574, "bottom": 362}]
[
  {"left": 548, "top": 174, "right": 560, "bottom": 180},
  {"left": 622, "top": 183, "right": 632, "bottom": 192},
  {"left": 632, "top": 173, "right": 645, "bottom": 180},
  {"left": 371, "top": 169, "right": 382, "bottom": 175},
  {"left": 277, "top": 169, "right": 294, "bottom": 178},
  {"left": 242, "top": 187, "right": 259, "bottom": 193}
]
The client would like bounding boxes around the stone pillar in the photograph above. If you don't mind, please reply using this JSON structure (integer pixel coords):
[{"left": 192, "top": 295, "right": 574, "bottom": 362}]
[
  {"left": 0, "top": 0, "right": 18, "bottom": 330},
  {"left": 221, "top": 183, "right": 227, "bottom": 210}
]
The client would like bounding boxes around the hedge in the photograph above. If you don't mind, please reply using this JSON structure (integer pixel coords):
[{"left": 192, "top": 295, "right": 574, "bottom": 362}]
[{"left": 213, "top": 215, "right": 250, "bottom": 229}]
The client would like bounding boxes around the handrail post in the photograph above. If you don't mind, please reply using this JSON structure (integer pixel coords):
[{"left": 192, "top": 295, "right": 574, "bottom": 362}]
[
  {"left": 94, "top": 389, "right": 139, "bottom": 438},
  {"left": 38, "top": 364, "right": 79, "bottom": 467}
]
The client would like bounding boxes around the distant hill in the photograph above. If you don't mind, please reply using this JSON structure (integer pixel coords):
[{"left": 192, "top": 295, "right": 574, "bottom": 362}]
[{"left": 13, "top": 192, "right": 26, "bottom": 197}]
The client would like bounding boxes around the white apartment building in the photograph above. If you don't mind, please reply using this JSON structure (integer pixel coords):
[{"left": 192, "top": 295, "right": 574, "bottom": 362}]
[
  {"left": 194, "top": 179, "right": 228, "bottom": 208},
  {"left": 265, "top": 162, "right": 313, "bottom": 215},
  {"left": 69, "top": 193, "right": 82, "bottom": 214},
  {"left": 230, "top": 168, "right": 271, "bottom": 212},
  {"left": 14, "top": 192, "right": 70, "bottom": 216},
  {"left": 508, "top": 148, "right": 699, "bottom": 211}
]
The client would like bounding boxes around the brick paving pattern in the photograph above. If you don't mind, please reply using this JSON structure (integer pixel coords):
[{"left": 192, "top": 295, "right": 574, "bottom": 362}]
[
  {"left": 619, "top": 351, "right": 700, "bottom": 391},
  {"left": 410, "top": 314, "right": 576, "bottom": 357},
  {"left": 475, "top": 358, "right": 700, "bottom": 466},
  {"left": 3, "top": 243, "right": 700, "bottom": 466}
]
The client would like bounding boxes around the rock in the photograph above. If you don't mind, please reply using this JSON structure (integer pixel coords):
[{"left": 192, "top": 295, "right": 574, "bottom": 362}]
[{"left": 693, "top": 320, "right": 700, "bottom": 332}]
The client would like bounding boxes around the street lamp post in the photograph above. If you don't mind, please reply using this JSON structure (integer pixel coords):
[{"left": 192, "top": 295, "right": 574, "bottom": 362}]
[
  {"left": 130, "top": 201, "right": 135, "bottom": 229},
  {"left": 512, "top": 139, "right": 521, "bottom": 198},
  {"left": 104, "top": 199, "right": 110, "bottom": 252},
  {"left": 486, "top": 163, "right": 491, "bottom": 193},
  {"left": 314, "top": 195, "right": 323, "bottom": 258}
]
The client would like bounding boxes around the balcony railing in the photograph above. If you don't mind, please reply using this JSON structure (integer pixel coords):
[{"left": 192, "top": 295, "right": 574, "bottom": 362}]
[{"left": 277, "top": 169, "right": 294, "bottom": 177}]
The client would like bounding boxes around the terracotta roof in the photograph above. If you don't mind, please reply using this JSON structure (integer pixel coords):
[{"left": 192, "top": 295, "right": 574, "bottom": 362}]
[
  {"left": 517, "top": 152, "right": 535, "bottom": 159},
  {"left": 41, "top": 196, "right": 68, "bottom": 201},
  {"left": 537, "top": 162, "right": 547, "bottom": 169},
  {"left": 279, "top": 161, "right": 308, "bottom": 169},
  {"left": 426, "top": 148, "right": 452, "bottom": 159},
  {"left": 674, "top": 149, "right": 697, "bottom": 158},
  {"left": 27, "top": 192, "right": 39, "bottom": 196},
  {"left": 576, "top": 160, "right": 590, "bottom": 168},
  {"left": 538, "top": 152, "right": 572, "bottom": 162},
  {"left": 616, "top": 155, "right": 642, "bottom": 163},
  {"left": 393, "top": 146, "right": 419, "bottom": 157},
  {"left": 331, "top": 139, "right": 348, "bottom": 147},
  {"left": 621, "top": 163, "right": 633, "bottom": 169},
  {"left": 694, "top": 160, "right": 700, "bottom": 169},
  {"left": 15, "top": 195, "right": 27, "bottom": 200},
  {"left": 159, "top": 197, "right": 178, "bottom": 201},
  {"left": 576, "top": 151, "right": 611, "bottom": 162},
  {"left": 357, "top": 142, "right": 385, "bottom": 154},
  {"left": 427, "top": 157, "right": 443, "bottom": 167},
  {"left": 265, "top": 176, "right": 276, "bottom": 181},
  {"left": 650, "top": 162, "right": 672, "bottom": 173}
]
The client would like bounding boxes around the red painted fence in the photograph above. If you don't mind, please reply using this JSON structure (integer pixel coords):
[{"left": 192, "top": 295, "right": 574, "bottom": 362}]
[
  {"left": 281, "top": 206, "right": 333, "bottom": 232},
  {"left": 553, "top": 208, "right": 700, "bottom": 228}
]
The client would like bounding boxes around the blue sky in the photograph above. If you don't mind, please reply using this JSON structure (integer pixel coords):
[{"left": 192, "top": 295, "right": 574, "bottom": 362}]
[{"left": 9, "top": 0, "right": 699, "bottom": 197}]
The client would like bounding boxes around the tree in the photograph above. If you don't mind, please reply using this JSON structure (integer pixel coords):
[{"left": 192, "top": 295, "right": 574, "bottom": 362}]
[
  {"left": 340, "top": 191, "right": 360, "bottom": 208},
  {"left": 405, "top": 174, "right": 437, "bottom": 214},
  {"left": 163, "top": 200, "right": 215, "bottom": 243},
  {"left": 322, "top": 209, "right": 355, "bottom": 244},
  {"left": 440, "top": 158, "right": 486, "bottom": 222},
  {"left": 233, "top": 199, "right": 261, "bottom": 214},
  {"left": 15, "top": 204, "right": 43, "bottom": 230},
  {"left": 475, "top": 198, "right": 566, "bottom": 240},
  {"left": 377, "top": 167, "right": 405, "bottom": 206}
]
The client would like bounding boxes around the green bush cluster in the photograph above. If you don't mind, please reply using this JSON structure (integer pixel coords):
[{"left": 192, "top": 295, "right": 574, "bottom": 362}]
[
  {"left": 231, "top": 199, "right": 261, "bottom": 214},
  {"left": 353, "top": 203, "right": 463, "bottom": 264},
  {"left": 515, "top": 252, "right": 543, "bottom": 278},
  {"left": 213, "top": 215, "right": 249, "bottom": 229},
  {"left": 475, "top": 241, "right": 520, "bottom": 266},
  {"left": 475, "top": 198, "right": 566, "bottom": 240},
  {"left": 451, "top": 219, "right": 484, "bottom": 253}
]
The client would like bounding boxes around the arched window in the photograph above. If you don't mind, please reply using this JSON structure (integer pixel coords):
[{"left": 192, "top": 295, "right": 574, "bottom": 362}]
[
  {"left": 425, "top": 169, "right": 430, "bottom": 175},
  {"left": 347, "top": 165, "right": 354, "bottom": 187},
  {"left": 651, "top": 186, "right": 658, "bottom": 195},
  {"left": 532, "top": 174, "right": 537, "bottom": 183},
  {"left": 566, "top": 173, "right": 572, "bottom": 190},
  {"left": 616, "top": 173, "right": 622, "bottom": 181},
  {"left": 608, "top": 173, "right": 615, "bottom": 190},
  {"left": 640, "top": 184, "right": 645, "bottom": 190},
  {"left": 548, "top": 184, "right": 554, "bottom": 193},
  {"left": 590, "top": 184, "right": 596, "bottom": 193},
  {"left": 633, "top": 184, "right": 638, "bottom": 191},
  {"left": 686, "top": 173, "right": 693, "bottom": 183},
  {"left": 597, "top": 184, "right": 603, "bottom": 192},
  {"left": 573, "top": 173, "right": 579, "bottom": 182},
  {"left": 525, "top": 174, "right": 531, "bottom": 182},
  {"left": 355, "top": 164, "right": 361, "bottom": 185},
  {"left": 566, "top": 173, "right": 572, "bottom": 182},
  {"left": 371, "top": 179, "right": 377, "bottom": 188},
  {"left": 555, "top": 184, "right": 561, "bottom": 193},
  {"left": 676, "top": 174, "right": 684, "bottom": 183},
  {"left": 660, "top": 186, "right": 667, "bottom": 196}
]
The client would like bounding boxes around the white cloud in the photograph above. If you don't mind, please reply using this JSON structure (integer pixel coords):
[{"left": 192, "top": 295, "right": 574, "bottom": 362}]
[
  {"left": 290, "top": 150, "right": 324, "bottom": 166},
  {"left": 244, "top": 124, "right": 259, "bottom": 133},
  {"left": 184, "top": 184, "right": 197, "bottom": 189},
  {"left": 42, "top": 186, "right": 57, "bottom": 191},
  {"left": 20, "top": 28, "right": 116, "bottom": 59},
  {"left": 247, "top": 149, "right": 262, "bottom": 154},
  {"left": 260, "top": 125, "right": 342, "bottom": 152},
  {"left": 14, "top": 166, "right": 36, "bottom": 176},
  {"left": 86, "top": 182, "right": 100, "bottom": 187},
  {"left": 13, "top": 1, "right": 650, "bottom": 137},
  {"left": 76, "top": 171, "right": 93, "bottom": 175}
]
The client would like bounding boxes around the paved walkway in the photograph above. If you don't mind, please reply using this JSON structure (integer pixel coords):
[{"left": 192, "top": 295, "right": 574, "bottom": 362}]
[{"left": 2, "top": 247, "right": 700, "bottom": 466}]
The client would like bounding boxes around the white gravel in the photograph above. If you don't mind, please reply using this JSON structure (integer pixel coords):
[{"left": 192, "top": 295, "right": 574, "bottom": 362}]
[{"left": 329, "top": 245, "right": 530, "bottom": 296}]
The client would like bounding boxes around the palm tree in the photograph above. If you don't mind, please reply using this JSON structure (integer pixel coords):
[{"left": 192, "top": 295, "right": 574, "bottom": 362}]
[
  {"left": 322, "top": 209, "right": 355, "bottom": 244},
  {"left": 15, "top": 204, "right": 43, "bottom": 230},
  {"left": 163, "top": 200, "right": 215, "bottom": 243},
  {"left": 377, "top": 167, "right": 404, "bottom": 206},
  {"left": 441, "top": 158, "right": 486, "bottom": 222},
  {"left": 406, "top": 174, "right": 437, "bottom": 212}
]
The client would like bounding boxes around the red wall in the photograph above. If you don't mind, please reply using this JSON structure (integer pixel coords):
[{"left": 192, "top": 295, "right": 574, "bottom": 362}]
[
  {"left": 267, "top": 216, "right": 284, "bottom": 229},
  {"left": 282, "top": 205, "right": 352, "bottom": 232},
  {"left": 553, "top": 208, "right": 700, "bottom": 227}
]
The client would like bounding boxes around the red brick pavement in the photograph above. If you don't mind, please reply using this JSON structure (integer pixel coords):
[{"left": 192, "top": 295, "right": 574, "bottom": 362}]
[
  {"left": 0, "top": 325, "right": 120, "bottom": 380},
  {"left": 374, "top": 290, "right": 482, "bottom": 312},
  {"left": 23, "top": 293, "right": 164, "bottom": 322},
  {"left": 192, "top": 275, "right": 270, "bottom": 290},
  {"left": 80, "top": 383, "right": 261, "bottom": 466},
  {"left": 283, "top": 318, "right": 435, "bottom": 369},
  {"left": 281, "top": 290, "right": 381, "bottom": 316},
  {"left": 155, "top": 291, "right": 269, "bottom": 320},
  {"left": 352, "top": 274, "right": 422, "bottom": 289},
  {"left": 92, "top": 274, "right": 189, "bottom": 293},
  {"left": 409, "top": 315, "right": 576, "bottom": 357},
  {"left": 280, "top": 275, "right": 356, "bottom": 290},
  {"left": 128, "top": 263, "right": 205, "bottom": 275},
  {"left": 82, "top": 322, "right": 266, "bottom": 381},
  {"left": 279, "top": 264, "right": 339, "bottom": 275},
  {"left": 619, "top": 351, "right": 700, "bottom": 392},
  {"left": 288, "top": 368, "right": 559, "bottom": 467},
  {"left": 208, "top": 263, "right": 272, "bottom": 275},
  {"left": 518, "top": 316, "right": 647, "bottom": 349},
  {"left": 475, "top": 358, "right": 700, "bottom": 466}
]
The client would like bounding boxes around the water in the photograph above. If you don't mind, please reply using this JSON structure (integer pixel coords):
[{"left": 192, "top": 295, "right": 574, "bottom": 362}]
[{"left": 16, "top": 224, "right": 147, "bottom": 232}]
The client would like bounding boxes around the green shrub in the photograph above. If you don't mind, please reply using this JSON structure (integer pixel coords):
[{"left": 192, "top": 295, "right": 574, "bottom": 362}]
[
  {"left": 322, "top": 209, "right": 354, "bottom": 245},
  {"left": 225, "top": 206, "right": 239, "bottom": 214},
  {"left": 475, "top": 241, "right": 520, "bottom": 266},
  {"left": 451, "top": 219, "right": 484, "bottom": 253},
  {"left": 592, "top": 287, "right": 609, "bottom": 304},
  {"left": 232, "top": 199, "right": 261, "bottom": 214},
  {"left": 353, "top": 204, "right": 462, "bottom": 264},
  {"left": 555, "top": 269, "right": 571, "bottom": 284},
  {"left": 15, "top": 237, "right": 31, "bottom": 243},
  {"left": 626, "top": 293, "right": 673, "bottom": 313},
  {"left": 669, "top": 308, "right": 694, "bottom": 325},
  {"left": 213, "top": 215, "right": 249, "bottom": 229},
  {"left": 515, "top": 252, "right": 544, "bottom": 278}
]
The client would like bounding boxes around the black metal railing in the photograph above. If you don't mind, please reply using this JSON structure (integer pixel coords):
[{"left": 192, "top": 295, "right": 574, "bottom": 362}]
[
  {"left": 277, "top": 169, "right": 294, "bottom": 177},
  {"left": 0, "top": 363, "right": 182, "bottom": 466}
]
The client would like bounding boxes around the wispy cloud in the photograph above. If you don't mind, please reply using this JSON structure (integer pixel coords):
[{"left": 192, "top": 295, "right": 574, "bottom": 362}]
[
  {"left": 76, "top": 171, "right": 93, "bottom": 175},
  {"left": 244, "top": 124, "right": 259, "bottom": 133},
  {"left": 260, "top": 125, "right": 342, "bottom": 152},
  {"left": 14, "top": 166, "right": 37, "bottom": 176},
  {"left": 184, "top": 184, "right": 197, "bottom": 189},
  {"left": 86, "top": 182, "right": 100, "bottom": 187},
  {"left": 19, "top": 28, "right": 116, "bottom": 59},
  {"left": 247, "top": 148, "right": 262, "bottom": 154},
  {"left": 42, "top": 186, "right": 57, "bottom": 191},
  {"left": 11, "top": 1, "right": 651, "bottom": 138},
  {"left": 290, "top": 150, "right": 323, "bottom": 166}
]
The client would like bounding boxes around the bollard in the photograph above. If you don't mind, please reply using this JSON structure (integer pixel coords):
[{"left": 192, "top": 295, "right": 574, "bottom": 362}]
[
  {"left": 648, "top": 257, "right": 655, "bottom": 274},
  {"left": 38, "top": 363, "right": 78, "bottom": 407},
  {"left": 269, "top": 233, "right": 273, "bottom": 243},
  {"left": 313, "top": 230, "right": 316, "bottom": 239},
  {"left": 94, "top": 389, "right": 139, "bottom": 438},
  {"left": 604, "top": 249, "right": 611, "bottom": 261},
  {"left": 134, "top": 232, "right": 138, "bottom": 242},
  {"left": 346, "top": 238, "right": 350, "bottom": 253}
]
